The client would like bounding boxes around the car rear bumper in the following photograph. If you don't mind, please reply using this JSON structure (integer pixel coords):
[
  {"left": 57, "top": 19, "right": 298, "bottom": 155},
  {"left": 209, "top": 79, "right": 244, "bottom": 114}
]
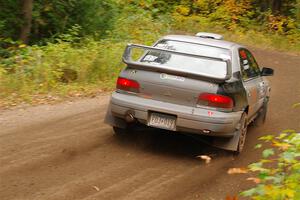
[{"left": 109, "top": 92, "right": 243, "bottom": 137}]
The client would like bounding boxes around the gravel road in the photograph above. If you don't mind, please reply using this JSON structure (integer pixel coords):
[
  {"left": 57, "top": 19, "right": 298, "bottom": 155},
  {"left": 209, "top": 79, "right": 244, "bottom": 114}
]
[{"left": 0, "top": 48, "right": 299, "bottom": 200}]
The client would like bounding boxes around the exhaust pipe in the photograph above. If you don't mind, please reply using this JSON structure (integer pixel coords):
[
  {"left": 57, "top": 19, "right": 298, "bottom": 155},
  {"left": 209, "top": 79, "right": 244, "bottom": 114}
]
[{"left": 202, "top": 129, "right": 211, "bottom": 134}]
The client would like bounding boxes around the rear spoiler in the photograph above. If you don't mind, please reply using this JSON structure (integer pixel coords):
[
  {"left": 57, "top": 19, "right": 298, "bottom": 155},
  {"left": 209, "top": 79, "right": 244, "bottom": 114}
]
[{"left": 123, "top": 44, "right": 232, "bottom": 81}]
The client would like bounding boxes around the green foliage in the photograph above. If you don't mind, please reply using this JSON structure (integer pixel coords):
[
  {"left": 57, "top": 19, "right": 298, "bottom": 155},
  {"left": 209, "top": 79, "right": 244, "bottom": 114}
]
[
  {"left": 241, "top": 130, "right": 300, "bottom": 200},
  {"left": 0, "top": 10, "right": 169, "bottom": 105},
  {"left": 0, "top": 38, "right": 125, "bottom": 98},
  {"left": 0, "top": 0, "right": 300, "bottom": 105},
  {"left": 1, "top": 0, "right": 300, "bottom": 46},
  {"left": 0, "top": 0, "right": 22, "bottom": 39},
  {"left": 171, "top": 14, "right": 300, "bottom": 52},
  {"left": 0, "top": 0, "right": 118, "bottom": 43},
  {"left": 1, "top": 0, "right": 300, "bottom": 44},
  {"left": 109, "top": 8, "right": 170, "bottom": 44},
  {"left": 172, "top": 0, "right": 300, "bottom": 34}
]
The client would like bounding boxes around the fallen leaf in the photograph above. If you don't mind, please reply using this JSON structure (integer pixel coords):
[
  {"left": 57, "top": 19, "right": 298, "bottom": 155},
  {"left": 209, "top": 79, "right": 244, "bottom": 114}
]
[
  {"left": 197, "top": 155, "right": 212, "bottom": 164},
  {"left": 246, "top": 177, "right": 261, "bottom": 184},
  {"left": 92, "top": 186, "right": 100, "bottom": 191},
  {"left": 227, "top": 167, "right": 248, "bottom": 174},
  {"left": 225, "top": 195, "right": 238, "bottom": 200}
]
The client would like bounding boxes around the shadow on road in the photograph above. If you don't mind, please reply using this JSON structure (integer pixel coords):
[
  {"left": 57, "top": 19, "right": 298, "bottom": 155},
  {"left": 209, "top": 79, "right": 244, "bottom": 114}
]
[{"left": 110, "top": 126, "right": 241, "bottom": 161}]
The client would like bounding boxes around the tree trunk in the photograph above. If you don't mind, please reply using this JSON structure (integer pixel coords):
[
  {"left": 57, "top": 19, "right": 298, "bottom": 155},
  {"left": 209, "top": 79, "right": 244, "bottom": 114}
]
[
  {"left": 20, "top": 0, "right": 33, "bottom": 44},
  {"left": 272, "top": 0, "right": 282, "bottom": 14}
]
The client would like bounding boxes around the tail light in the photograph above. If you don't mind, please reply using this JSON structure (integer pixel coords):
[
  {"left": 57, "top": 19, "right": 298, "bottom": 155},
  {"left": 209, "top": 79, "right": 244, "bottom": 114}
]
[
  {"left": 117, "top": 77, "right": 140, "bottom": 93},
  {"left": 198, "top": 93, "right": 233, "bottom": 110}
]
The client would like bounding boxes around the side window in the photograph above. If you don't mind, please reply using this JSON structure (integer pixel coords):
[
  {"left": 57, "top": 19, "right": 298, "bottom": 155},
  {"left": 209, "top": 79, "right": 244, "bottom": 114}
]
[{"left": 239, "top": 49, "right": 260, "bottom": 80}]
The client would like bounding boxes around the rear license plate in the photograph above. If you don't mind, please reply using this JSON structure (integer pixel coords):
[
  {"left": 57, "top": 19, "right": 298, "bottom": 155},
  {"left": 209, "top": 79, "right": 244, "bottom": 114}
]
[{"left": 148, "top": 112, "right": 176, "bottom": 131}]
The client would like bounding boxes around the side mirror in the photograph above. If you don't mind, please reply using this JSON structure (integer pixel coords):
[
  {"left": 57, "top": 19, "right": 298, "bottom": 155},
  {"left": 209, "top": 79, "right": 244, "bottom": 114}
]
[{"left": 261, "top": 67, "right": 274, "bottom": 76}]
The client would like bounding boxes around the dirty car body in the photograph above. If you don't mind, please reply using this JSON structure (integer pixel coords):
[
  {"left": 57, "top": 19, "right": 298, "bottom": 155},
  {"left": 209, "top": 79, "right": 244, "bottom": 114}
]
[{"left": 104, "top": 33, "right": 273, "bottom": 152}]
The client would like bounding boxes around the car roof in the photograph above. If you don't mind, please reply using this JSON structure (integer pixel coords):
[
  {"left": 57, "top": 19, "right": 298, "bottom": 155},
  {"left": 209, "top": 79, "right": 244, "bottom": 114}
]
[{"left": 160, "top": 35, "right": 243, "bottom": 50}]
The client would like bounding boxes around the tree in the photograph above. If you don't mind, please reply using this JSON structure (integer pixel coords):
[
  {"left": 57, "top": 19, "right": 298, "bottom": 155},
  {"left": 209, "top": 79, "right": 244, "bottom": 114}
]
[
  {"left": 272, "top": 0, "right": 282, "bottom": 14},
  {"left": 20, "top": 0, "right": 33, "bottom": 44}
]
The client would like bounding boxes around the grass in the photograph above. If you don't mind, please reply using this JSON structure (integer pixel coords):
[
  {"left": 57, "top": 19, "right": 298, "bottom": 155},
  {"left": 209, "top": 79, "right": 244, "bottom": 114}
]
[{"left": 0, "top": 39, "right": 124, "bottom": 108}]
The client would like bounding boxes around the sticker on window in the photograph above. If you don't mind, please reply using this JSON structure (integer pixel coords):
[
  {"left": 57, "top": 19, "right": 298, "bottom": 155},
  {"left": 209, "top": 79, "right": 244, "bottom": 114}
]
[
  {"left": 243, "top": 64, "right": 250, "bottom": 70},
  {"left": 156, "top": 43, "right": 175, "bottom": 50},
  {"left": 240, "top": 50, "right": 247, "bottom": 59},
  {"left": 143, "top": 55, "right": 158, "bottom": 62}
]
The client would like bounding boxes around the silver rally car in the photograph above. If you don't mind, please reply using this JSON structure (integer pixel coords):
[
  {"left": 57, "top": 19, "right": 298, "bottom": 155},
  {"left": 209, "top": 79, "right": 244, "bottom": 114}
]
[{"left": 105, "top": 32, "right": 274, "bottom": 153}]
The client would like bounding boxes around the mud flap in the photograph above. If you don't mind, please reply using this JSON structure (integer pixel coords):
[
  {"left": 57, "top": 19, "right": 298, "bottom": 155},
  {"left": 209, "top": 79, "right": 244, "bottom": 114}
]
[
  {"left": 211, "top": 130, "right": 240, "bottom": 151},
  {"left": 104, "top": 103, "right": 127, "bottom": 129}
]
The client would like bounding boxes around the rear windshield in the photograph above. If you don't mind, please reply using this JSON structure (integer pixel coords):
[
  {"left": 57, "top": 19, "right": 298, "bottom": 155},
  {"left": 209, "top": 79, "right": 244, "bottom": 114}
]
[{"left": 140, "top": 40, "right": 231, "bottom": 79}]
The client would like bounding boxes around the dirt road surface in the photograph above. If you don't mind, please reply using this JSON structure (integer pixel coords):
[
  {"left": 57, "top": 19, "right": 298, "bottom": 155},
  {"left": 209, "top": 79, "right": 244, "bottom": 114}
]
[{"left": 0, "top": 49, "right": 299, "bottom": 200}]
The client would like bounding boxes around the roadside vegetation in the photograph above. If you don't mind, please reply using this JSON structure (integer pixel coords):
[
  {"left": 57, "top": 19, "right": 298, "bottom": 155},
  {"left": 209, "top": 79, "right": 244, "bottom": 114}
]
[
  {"left": 240, "top": 129, "right": 300, "bottom": 200},
  {"left": 1, "top": 0, "right": 299, "bottom": 107},
  {"left": 226, "top": 104, "right": 300, "bottom": 199}
]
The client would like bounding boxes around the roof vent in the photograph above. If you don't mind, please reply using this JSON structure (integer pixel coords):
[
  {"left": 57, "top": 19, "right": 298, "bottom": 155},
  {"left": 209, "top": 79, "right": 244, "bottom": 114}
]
[{"left": 195, "top": 32, "right": 223, "bottom": 40}]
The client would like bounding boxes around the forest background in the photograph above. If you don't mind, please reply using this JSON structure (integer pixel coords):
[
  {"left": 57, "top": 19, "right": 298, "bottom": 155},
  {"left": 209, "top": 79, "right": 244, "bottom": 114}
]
[{"left": 0, "top": 0, "right": 299, "bottom": 106}]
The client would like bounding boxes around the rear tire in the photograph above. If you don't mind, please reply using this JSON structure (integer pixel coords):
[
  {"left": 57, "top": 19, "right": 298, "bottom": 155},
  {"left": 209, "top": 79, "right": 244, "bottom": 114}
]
[{"left": 235, "top": 113, "right": 248, "bottom": 154}]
